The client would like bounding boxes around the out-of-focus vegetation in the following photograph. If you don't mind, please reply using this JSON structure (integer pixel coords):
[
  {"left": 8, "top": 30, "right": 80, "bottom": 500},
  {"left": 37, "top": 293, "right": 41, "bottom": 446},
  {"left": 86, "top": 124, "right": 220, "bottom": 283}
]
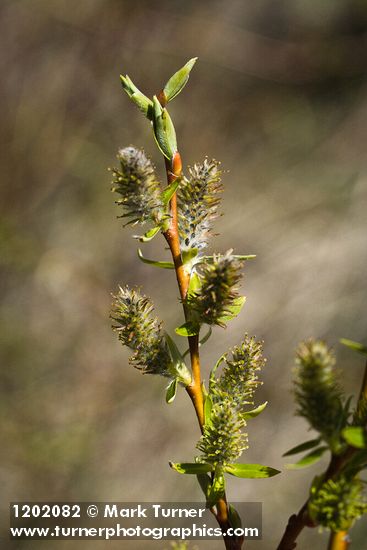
[{"left": 1, "top": 1, "right": 367, "bottom": 548}]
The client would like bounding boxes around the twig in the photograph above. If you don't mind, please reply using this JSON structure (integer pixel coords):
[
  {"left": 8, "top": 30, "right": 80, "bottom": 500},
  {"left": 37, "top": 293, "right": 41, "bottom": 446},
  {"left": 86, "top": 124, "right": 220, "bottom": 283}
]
[
  {"left": 327, "top": 531, "right": 350, "bottom": 550},
  {"left": 162, "top": 151, "right": 243, "bottom": 550},
  {"left": 276, "top": 361, "right": 367, "bottom": 550}
]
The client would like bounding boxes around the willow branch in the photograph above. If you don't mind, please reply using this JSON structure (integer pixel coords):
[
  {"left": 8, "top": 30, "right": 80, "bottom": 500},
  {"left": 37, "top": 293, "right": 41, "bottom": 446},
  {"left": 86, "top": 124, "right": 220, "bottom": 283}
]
[
  {"left": 161, "top": 150, "right": 242, "bottom": 550},
  {"left": 277, "top": 360, "right": 367, "bottom": 550},
  {"left": 327, "top": 531, "right": 350, "bottom": 550}
]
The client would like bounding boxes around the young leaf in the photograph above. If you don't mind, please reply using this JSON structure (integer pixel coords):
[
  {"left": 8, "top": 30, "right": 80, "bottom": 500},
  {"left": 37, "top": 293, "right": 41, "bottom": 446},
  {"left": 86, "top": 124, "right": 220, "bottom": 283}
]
[
  {"left": 209, "top": 354, "right": 226, "bottom": 392},
  {"left": 137, "top": 248, "right": 174, "bottom": 269},
  {"left": 340, "top": 338, "right": 367, "bottom": 355},
  {"left": 165, "top": 333, "right": 192, "bottom": 385},
  {"left": 163, "top": 57, "right": 198, "bottom": 102},
  {"left": 152, "top": 96, "right": 177, "bottom": 160},
  {"left": 216, "top": 296, "right": 246, "bottom": 324},
  {"left": 242, "top": 401, "right": 268, "bottom": 420},
  {"left": 175, "top": 321, "right": 200, "bottom": 337},
  {"left": 342, "top": 426, "right": 367, "bottom": 449},
  {"left": 207, "top": 465, "right": 226, "bottom": 507},
  {"left": 225, "top": 463, "right": 281, "bottom": 478},
  {"left": 283, "top": 437, "right": 322, "bottom": 457},
  {"left": 161, "top": 179, "right": 180, "bottom": 205},
  {"left": 120, "top": 75, "right": 153, "bottom": 119},
  {"left": 169, "top": 462, "right": 214, "bottom": 474},
  {"left": 204, "top": 395, "right": 213, "bottom": 427},
  {"left": 166, "top": 378, "right": 178, "bottom": 404},
  {"left": 134, "top": 226, "right": 161, "bottom": 242},
  {"left": 228, "top": 504, "right": 242, "bottom": 529},
  {"left": 196, "top": 473, "right": 212, "bottom": 503},
  {"left": 187, "top": 272, "right": 201, "bottom": 295},
  {"left": 285, "top": 446, "right": 328, "bottom": 470},
  {"left": 182, "top": 248, "right": 199, "bottom": 266}
]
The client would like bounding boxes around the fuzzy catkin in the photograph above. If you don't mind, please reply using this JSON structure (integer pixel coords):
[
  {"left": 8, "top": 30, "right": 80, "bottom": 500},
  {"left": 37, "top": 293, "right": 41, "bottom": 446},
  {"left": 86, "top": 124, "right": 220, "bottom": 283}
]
[
  {"left": 308, "top": 475, "right": 367, "bottom": 531},
  {"left": 188, "top": 252, "right": 243, "bottom": 327},
  {"left": 294, "top": 340, "right": 344, "bottom": 445},
  {"left": 178, "top": 159, "right": 222, "bottom": 251},
  {"left": 111, "top": 146, "right": 164, "bottom": 226},
  {"left": 197, "top": 400, "right": 248, "bottom": 465},
  {"left": 213, "top": 335, "right": 265, "bottom": 410},
  {"left": 111, "top": 286, "right": 172, "bottom": 377}
]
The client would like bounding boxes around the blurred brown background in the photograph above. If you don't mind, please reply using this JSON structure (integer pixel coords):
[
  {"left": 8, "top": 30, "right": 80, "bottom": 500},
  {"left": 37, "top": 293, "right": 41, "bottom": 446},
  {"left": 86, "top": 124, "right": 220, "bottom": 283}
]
[{"left": 1, "top": 1, "right": 367, "bottom": 549}]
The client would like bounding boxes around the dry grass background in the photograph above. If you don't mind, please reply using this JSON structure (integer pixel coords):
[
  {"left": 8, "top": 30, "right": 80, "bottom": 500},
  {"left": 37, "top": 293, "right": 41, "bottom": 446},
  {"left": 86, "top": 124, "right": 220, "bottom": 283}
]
[{"left": 1, "top": 1, "right": 367, "bottom": 548}]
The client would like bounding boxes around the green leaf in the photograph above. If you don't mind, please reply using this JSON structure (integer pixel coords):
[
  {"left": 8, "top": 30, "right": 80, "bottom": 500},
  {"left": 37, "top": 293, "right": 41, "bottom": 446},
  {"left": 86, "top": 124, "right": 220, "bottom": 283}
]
[
  {"left": 283, "top": 437, "right": 322, "bottom": 457},
  {"left": 209, "top": 354, "right": 226, "bottom": 392},
  {"left": 340, "top": 338, "right": 367, "bottom": 355},
  {"left": 196, "top": 473, "right": 211, "bottom": 502},
  {"left": 165, "top": 333, "right": 192, "bottom": 385},
  {"left": 163, "top": 57, "right": 198, "bottom": 102},
  {"left": 161, "top": 179, "right": 180, "bottom": 205},
  {"left": 207, "top": 465, "right": 225, "bottom": 507},
  {"left": 152, "top": 96, "right": 177, "bottom": 160},
  {"left": 120, "top": 75, "right": 153, "bottom": 119},
  {"left": 228, "top": 504, "right": 242, "bottom": 529},
  {"left": 134, "top": 226, "right": 161, "bottom": 242},
  {"left": 169, "top": 462, "right": 214, "bottom": 474},
  {"left": 199, "top": 326, "right": 212, "bottom": 346},
  {"left": 166, "top": 378, "right": 178, "bottom": 404},
  {"left": 242, "top": 402, "right": 268, "bottom": 420},
  {"left": 187, "top": 271, "right": 201, "bottom": 296},
  {"left": 225, "top": 463, "right": 281, "bottom": 478},
  {"left": 285, "top": 446, "right": 328, "bottom": 470},
  {"left": 217, "top": 296, "right": 246, "bottom": 324},
  {"left": 137, "top": 248, "right": 174, "bottom": 269},
  {"left": 175, "top": 321, "right": 200, "bottom": 337},
  {"left": 182, "top": 248, "right": 199, "bottom": 266},
  {"left": 342, "top": 427, "right": 367, "bottom": 449},
  {"left": 204, "top": 395, "right": 213, "bottom": 427}
]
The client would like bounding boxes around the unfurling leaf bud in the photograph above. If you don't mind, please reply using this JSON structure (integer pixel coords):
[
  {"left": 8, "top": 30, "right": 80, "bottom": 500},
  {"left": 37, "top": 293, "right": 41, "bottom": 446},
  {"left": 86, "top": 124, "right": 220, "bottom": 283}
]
[
  {"left": 152, "top": 96, "right": 177, "bottom": 160},
  {"left": 120, "top": 75, "right": 153, "bottom": 119},
  {"left": 163, "top": 57, "right": 198, "bottom": 103},
  {"left": 111, "top": 286, "right": 172, "bottom": 377},
  {"left": 111, "top": 147, "right": 164, "bottom": 226}
]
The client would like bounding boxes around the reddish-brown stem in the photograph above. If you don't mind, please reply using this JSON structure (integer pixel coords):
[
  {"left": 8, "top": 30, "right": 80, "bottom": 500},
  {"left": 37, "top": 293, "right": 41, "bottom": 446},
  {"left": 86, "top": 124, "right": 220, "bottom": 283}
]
[
  {"left": 162, "top": 150, "right": 242, "bottom": 550},
  {"left": 161, "top": 152, "right": 205, "bottom": 428}
]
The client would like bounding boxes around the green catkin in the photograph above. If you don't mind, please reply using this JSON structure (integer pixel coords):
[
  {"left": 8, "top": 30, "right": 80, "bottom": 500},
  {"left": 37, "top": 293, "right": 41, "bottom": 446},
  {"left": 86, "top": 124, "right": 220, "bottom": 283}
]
[
  {"left": 111, "top": 146, "right": 164, "bottom": 226},
  {"left": 308, "top": 475, "right": 367, "bottom": 531},
  {"left": 188, "top": 251, "right": 243, "bottom": 327},
  {"left": 111, "top": 286, "right": 172, "bottom": 376},
  {"left": 294, "top": 340, "right": 344, "bottom": 446},
  {"left": 213, "top": 335, "right": 265, "bottom": 410},
  {"left": 178, "top": 159, "right": 223, "bottom": 252},
  {"left": 197, "top": 400, "right": 248, "bottom": 465},
  {"left": 198, "top": 335, "right": 265, "bottom": 466}
]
